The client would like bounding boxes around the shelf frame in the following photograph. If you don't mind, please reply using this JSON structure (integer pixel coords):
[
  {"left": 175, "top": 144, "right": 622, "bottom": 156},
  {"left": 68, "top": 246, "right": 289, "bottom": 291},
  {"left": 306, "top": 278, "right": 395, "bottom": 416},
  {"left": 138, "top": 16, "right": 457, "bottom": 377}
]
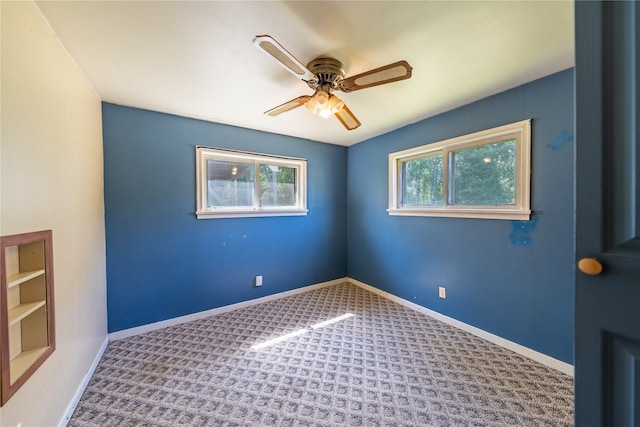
[{"left": 1, "top": 230, "right": 56, "bottom": 406}]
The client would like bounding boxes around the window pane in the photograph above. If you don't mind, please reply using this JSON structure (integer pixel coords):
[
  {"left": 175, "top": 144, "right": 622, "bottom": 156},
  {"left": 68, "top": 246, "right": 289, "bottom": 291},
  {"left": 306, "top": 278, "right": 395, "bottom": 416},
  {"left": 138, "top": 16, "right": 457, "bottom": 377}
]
[
  {"left": 259, "top": 164, "right": 296, "bottom": 207},
  {"left": 449, "top": 139, "right": 516, "bottom": 205},
  {"left": 206, "top": 159, "right": 255, "bottom": 207},
  {"left": 401, "top": 154, "right": 443, "bottom": 206}
]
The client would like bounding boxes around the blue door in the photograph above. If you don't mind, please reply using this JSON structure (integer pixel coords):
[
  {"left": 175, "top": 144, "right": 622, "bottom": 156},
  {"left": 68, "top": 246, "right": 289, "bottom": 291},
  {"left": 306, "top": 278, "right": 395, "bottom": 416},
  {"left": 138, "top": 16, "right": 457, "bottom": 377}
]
[{"left": 574, "top": 1, "right": 640, "bottom": 425}]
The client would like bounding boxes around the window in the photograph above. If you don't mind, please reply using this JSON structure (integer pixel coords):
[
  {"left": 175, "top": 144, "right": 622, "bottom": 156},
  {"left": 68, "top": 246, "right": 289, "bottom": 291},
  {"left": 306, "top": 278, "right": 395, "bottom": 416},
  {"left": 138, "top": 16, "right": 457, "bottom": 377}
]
[
  {"left": 388, "top": 119, "right": 531, "bottom": 220},
  {"left": 196, "top": 147, "right": 307, "bottom": 219}
]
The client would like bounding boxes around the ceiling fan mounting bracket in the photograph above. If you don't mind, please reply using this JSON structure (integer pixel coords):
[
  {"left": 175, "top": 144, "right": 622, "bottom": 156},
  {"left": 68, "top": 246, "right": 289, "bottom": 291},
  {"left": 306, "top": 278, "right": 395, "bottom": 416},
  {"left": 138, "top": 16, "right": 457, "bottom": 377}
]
[{"left": 306, "top": 57, "right": 345, "bottom": 91}]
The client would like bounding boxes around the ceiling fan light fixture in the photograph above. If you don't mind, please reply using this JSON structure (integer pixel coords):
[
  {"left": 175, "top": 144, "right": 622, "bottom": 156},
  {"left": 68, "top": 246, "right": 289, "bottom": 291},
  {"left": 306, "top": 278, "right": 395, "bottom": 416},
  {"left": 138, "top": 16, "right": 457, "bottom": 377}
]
[{"left": 305, "top": 89, "right": 344, "bottom": 118}]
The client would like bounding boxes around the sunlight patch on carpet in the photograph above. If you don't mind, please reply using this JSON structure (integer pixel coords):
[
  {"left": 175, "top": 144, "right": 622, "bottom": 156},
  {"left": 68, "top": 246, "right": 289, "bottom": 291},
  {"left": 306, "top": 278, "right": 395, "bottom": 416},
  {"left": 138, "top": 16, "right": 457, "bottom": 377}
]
[{"left": 251, "top": 312, "right": 355, "bottom": 350}]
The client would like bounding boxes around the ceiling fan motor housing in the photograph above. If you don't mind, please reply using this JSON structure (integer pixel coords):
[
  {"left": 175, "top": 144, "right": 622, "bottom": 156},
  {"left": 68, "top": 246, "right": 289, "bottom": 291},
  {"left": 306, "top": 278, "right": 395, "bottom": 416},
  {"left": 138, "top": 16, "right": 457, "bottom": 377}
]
[{"left": 306, "top": 57, "right": 345, "bottom": 91}]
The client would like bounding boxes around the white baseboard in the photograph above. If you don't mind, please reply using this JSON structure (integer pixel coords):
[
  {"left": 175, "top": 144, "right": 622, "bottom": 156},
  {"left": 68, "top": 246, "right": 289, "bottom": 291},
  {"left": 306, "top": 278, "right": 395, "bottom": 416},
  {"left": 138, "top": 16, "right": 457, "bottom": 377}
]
[
  {"left": 57, "top": 336, "right": 109, "bottom": 427},
  {"left": 107, "top": 275, "right": 573, "bottom": 376},
  {"left": 347, "top": 277, "right": 574, "bottom": 377},
  {"left": 108, "top": 277, "right": 348, "bottom": 341}
]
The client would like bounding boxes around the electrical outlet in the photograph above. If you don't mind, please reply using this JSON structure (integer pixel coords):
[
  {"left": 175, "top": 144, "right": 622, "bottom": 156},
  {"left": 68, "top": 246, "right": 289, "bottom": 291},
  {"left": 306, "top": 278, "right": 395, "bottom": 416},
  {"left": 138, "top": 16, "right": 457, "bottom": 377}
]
[
  {"left": 255, "top": 275, "right": 263, "bottom": 287},
  {"left": 438, "top": 287, "right": 446, "bottom": 299}
]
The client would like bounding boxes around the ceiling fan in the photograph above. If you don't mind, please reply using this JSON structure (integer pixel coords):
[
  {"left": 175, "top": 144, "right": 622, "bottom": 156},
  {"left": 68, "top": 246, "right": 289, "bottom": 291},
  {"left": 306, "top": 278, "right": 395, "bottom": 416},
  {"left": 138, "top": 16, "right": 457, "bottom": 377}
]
[{"left": 253, "top": 35, "right": 413, "bottom": 131}]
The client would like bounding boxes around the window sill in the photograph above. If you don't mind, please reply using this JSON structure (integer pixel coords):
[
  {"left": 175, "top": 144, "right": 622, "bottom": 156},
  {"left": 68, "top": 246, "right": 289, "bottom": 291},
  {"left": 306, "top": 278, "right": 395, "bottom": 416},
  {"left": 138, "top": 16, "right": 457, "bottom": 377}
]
[
  {"left": 196, "top": 209, "right": 308, "bottom": 219},
  {"left": 387, "top": 208, "right": 531, "bottom": 221}
]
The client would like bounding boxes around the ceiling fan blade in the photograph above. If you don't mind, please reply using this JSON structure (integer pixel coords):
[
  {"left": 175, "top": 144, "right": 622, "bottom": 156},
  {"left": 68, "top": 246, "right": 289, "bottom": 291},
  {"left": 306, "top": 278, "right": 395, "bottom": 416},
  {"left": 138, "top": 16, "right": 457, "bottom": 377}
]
[
  {"left": 335, "top": 104, "right": 361, "bottom": 130},
  {"left": 264, "top": 96, "right": 311, "bottom": 116},
  {"left": 339, "top": 60, "right": 412, "bottom": 92},
  {"left": 253, "top": 35, "right": 316, "bottom": 82}
]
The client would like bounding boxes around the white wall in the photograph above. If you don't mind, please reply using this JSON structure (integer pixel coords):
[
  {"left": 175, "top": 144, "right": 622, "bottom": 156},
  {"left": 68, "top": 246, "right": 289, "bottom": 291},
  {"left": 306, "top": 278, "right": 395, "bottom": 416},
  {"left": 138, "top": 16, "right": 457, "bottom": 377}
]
[{"left": 1, "top": 2, "right": 107, "bottom": 426}]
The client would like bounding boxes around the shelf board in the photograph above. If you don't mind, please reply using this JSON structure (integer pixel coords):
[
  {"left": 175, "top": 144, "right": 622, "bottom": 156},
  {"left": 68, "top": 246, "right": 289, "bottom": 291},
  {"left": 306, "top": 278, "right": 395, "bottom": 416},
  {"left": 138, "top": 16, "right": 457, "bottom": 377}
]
[
  {"left": 9, "top": 346, "right": 49, "bottom": 385},
  {"left": 6, "top": 269, "right": 45, "bottom": 289},
  {"left": 8, "top": 301, "right": 46, "bottom": 326}
]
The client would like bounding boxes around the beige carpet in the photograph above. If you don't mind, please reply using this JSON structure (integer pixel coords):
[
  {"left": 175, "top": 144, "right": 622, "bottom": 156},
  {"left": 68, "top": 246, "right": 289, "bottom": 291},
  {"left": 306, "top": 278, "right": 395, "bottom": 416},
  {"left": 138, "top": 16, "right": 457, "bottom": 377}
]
[{"left": 69, "top": 282, "right": 573, "bottom": 426}]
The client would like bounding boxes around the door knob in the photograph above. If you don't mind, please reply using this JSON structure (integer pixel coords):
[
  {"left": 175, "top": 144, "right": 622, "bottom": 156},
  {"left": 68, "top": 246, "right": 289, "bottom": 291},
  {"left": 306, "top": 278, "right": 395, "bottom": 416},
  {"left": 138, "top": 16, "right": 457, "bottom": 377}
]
[{"left": 578, "top": 258, "right": 603, "bottom": 276}]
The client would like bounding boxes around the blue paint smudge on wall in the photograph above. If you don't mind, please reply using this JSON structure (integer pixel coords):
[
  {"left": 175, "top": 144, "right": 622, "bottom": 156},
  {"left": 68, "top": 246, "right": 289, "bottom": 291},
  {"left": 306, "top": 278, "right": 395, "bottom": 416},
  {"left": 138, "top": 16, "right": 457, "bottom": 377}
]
[
  {"left": 510, "top": 213, "right": 539, "bottom": 246},
  {"left": 547, "top": 131, "right": 574, "bottom": 151}
]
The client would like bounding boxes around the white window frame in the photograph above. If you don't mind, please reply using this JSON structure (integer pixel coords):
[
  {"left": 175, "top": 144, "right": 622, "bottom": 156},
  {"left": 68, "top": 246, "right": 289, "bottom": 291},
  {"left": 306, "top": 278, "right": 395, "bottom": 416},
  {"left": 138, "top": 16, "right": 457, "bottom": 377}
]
[
  {"left": 388, "top": 119, "right": 531, "bottom": 220},
  {"left": 196, "top": 146, "right": 307, "bottom": 219}
]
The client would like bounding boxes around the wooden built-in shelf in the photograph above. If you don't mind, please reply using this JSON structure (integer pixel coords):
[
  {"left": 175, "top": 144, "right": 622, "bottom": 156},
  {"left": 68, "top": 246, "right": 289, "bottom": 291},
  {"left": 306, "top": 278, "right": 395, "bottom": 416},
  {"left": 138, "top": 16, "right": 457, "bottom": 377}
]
[
  {"left": 8, "top": 301, "right": 46, "bottom": 326},
  {"left": 7, "top": 270, "right": 45, "bottom": 289},
  {"left": 9, "top": 347, "right": 49, "bottom": 385},
  {"left": 1, "top": 230, "right": 55, "bottom": 406}
]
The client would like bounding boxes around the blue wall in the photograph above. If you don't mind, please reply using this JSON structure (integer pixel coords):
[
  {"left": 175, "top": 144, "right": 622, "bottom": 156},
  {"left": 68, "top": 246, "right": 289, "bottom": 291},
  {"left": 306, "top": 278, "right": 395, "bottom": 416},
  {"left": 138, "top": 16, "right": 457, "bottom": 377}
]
[
  {"left": 103, "top": 104, "right": 347, "bottom": 332},
  {"left": 103, "top": 70, "right": 575, "bottom": 363},
  {"left": 347, "top": 69, "right": 575, "bottom": 363}
]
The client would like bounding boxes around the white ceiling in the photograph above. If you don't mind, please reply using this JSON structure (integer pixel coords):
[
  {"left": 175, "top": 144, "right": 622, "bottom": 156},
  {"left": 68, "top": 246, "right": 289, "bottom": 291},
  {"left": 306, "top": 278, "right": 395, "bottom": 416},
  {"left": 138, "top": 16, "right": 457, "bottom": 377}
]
[{"left": 35, "top": 1, "right": 574, "bottom": 146}]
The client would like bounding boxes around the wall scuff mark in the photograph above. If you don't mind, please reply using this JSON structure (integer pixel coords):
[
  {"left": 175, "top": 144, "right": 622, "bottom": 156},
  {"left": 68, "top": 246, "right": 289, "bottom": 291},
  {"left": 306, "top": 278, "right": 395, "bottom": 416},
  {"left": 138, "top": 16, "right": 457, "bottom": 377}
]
[
  {"left": 548, "top": 130, "right": 574, "bottom": 151},
  {"left": 510, "top": 213, "right": 539, "bottom": 246}
]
